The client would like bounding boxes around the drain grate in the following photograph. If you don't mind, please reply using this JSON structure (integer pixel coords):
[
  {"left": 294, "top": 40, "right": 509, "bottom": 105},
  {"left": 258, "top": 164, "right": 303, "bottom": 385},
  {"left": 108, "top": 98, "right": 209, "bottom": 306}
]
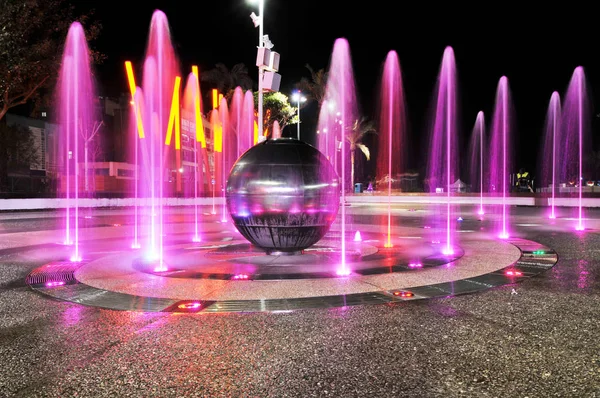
[{"left": 26, "top": 261, "right": 80, "bottom": 287}]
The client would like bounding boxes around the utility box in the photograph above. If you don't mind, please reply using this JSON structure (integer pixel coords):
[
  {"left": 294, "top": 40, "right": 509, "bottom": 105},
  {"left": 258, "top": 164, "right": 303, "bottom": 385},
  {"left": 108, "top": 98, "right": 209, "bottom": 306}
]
[
  {"left": 267, "top": 51, "right": 280, "bottom": 71},
  {"left": 256, "top": 47, "right": 271, "bottom": 68},
  {"left": 262, "top": 71, "right": 281, "bottom": 92},
  {"left": 354, "top": 183, "right": 363, "bottom": 193}
]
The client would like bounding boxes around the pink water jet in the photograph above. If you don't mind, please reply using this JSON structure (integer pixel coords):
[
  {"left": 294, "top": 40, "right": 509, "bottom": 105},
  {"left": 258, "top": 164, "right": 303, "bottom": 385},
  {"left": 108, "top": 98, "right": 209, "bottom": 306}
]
[
  {"left": 219, "top": 97, "right": 231, "bottom": 222},
  {"left": 488, "top": 76, "right": 514, "bottom": 239},
  {"left": 56, "top": 22, "right": 97, "bottom": 262},
  {"left": 425, "top": 46, "right": 458, "bottom": 255},
  {"left": 181, "top": 70, "right": 206, "bottom": 242},
  {"left": 540, "top": 92, "right": 561, "bottom": 219},
  {"left": 376, "top": 50, "right": 407, "bottom": 248},
  {"left": 560, "top": 66, "right": 591, "bottom": 231},
  {"left": 318, "top": 38, "right": 360, "bottom": 276},
  {"left": 139, "top": 10, "right": 180, "bottom": 266},
  {"left": 242, "top": 90, "right": 256, "bottom": 151},
  {"left": 468, "top": 111, "right": 486, "bottom": 216}
]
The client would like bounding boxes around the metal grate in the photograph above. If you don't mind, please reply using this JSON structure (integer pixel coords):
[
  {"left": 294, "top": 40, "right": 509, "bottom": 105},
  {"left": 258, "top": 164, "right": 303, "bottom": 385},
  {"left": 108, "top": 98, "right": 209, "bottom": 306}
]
[{"left": 25, "top": 261, "right": 79, "bottom": 286}]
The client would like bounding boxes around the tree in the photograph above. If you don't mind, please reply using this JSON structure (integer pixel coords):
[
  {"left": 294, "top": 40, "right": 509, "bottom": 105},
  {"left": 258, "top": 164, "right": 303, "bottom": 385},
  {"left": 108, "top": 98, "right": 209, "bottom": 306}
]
[
  {"left": 295, "top": 64, "right": 328, "bottom": 107},
  {"left": 80, "top": 120, "right": 103, "bottom": 194},
  {"left": 201, "top": 63, "right": 254, "bottom": 99},
  {"left": 0, "top": 122, "right": 37, "bottom": 190},
  {"left": 346, "top": 116, "right": 377, "bottom": 189},
  {"left": 253, "top": 91, "right": 296, "bottom": 138},
  {"left": 0, "top": 0, "right": 103, "bottom": 121}
]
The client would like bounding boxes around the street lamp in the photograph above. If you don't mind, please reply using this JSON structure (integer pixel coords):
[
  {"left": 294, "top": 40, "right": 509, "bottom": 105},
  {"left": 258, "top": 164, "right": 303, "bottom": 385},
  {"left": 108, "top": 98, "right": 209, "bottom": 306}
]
[
  {"left": 249, "top": 0, "right": 281, "bottom": 143},
  {"left": 249, "top": 0, "right": 265, "bottom": 142},
  {"left": 291, "top": 91, "right": 306, "bottom": 140}
]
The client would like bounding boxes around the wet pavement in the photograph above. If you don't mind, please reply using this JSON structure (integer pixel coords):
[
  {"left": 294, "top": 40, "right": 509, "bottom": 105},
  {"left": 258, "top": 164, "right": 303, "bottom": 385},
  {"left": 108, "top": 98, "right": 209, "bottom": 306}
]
[{"left": 0, "top": 204, "right": 599, "bottom": 397}]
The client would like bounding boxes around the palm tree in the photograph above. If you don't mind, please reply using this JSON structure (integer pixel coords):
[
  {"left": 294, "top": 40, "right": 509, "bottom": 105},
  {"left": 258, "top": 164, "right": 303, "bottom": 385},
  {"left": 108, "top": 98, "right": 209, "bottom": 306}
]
[
  {"left": 201, "top": 63, "right": 253, "bottom": 97},
  {"left": 346, "top": 117, "right": 377, "bottom": 190},
  {"left": 295, "top": 64, "right": 328, "bottom": 107}
]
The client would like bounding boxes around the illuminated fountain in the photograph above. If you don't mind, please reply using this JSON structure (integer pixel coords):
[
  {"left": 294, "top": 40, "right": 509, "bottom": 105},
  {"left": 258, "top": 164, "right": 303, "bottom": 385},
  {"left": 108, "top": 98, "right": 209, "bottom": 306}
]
[
  {"left": 218, "top": 97, "right": 230, "bottom": 222},
  {"left": 540, "top": 92, "right": 561, "bottom": 219},
  {"left": 317, "top": 38, "right": 360, "bottom": 275},
  {"left": 56, "top": 22, "right": 97, "bottom": 262},
  {"left": 488, "top": 76, "right": 514, "bottom": 239},
  {"left": 210, "top": 108, "right": 221, "bottom": 215},
  {"left": 226, "top": 139, "right": 340, "bottom": 254},
  {"left": 180, "top": 67, "right": 207, "bottom": 241},
  {"left": 560, "top": 66, "right": 591, "bottom": 231},
  {"left": 376, "top": 50, "right": 407, "bottom": 248},
  {"left": 136, "top": 10, "right": 180, "bottom": 268},
  {"left": 425, "top": 46, "right": 458, "bottom": 255},
  {"left": 468, "top": 111, "right": 486, "bottom": 216}
]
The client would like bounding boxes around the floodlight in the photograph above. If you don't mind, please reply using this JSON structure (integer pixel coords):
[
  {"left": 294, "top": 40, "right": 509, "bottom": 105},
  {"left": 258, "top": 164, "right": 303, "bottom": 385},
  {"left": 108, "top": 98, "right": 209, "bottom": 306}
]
[{"left": 250, "top": 12, "right": 260, "bottom": 27}]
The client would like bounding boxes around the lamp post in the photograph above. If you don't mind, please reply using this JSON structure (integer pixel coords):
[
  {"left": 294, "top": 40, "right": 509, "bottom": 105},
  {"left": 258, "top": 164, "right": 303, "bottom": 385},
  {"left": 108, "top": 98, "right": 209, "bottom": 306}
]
[
  {"left": 291, "top": 91, "right": 306, "bottom": 140},
  {"left": 249, "top": 0, "right": 265, "bottom": 142}
]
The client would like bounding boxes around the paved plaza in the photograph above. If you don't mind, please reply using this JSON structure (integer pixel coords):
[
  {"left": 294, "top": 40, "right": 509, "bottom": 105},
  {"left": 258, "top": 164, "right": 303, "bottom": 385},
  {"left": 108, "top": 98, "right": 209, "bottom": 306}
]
[{"left": 0, "top": 203, "right": 599, "bottom": 397}]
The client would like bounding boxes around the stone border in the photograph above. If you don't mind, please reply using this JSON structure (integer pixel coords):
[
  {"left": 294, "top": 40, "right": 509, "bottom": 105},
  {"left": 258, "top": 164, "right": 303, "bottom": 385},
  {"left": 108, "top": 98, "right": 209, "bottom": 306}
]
[{"left": 26, "top": 237, "right": 557, "bottom": 313}]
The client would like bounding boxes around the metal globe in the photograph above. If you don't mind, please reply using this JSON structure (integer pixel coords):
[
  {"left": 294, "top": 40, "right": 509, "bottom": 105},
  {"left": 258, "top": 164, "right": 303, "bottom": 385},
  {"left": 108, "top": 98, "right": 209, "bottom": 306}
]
[{"left": 226, "top": 138, "right": 340, "bottom": 254}]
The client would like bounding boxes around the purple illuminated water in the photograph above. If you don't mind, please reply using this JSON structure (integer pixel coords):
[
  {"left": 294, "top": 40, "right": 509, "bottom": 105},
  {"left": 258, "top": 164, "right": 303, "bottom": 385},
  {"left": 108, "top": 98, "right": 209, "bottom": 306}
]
[
  {"left": 467, "top": 111, "right": 486, "bottom": 216},
  {"left": 219, "top": 97, "right": 230, "bottom": 222},
  {"left": 540, "top": 91, "right": 561, "bottom": 219},
  {"left": 376, "top": 50, "right": 407, "bottom": 247},
  {"left": 131, "top": 93, "right": 142, "bottom": 249},
  {"left": 425, "top": 46, "right": 458, "bottom": 255},
  {"left": 488, "top": 76, "right": 514, "bottom": 239},
  {"left": 242, "top": 90, "right": 256, "bottom": 152},
  {"left": 181, "top": 71, "right": 204, "bottom": 241},
  {"left": 318, "top": 38, "right": 360, "bottom": 275},
  {"left": 140, "top": 10, "right": 180, "bottom": 268},
  {"left": 230, "top": 87, "right": 245, "bottom": 158},
  {"left": 561, "top": 66, "right": 591, "bottom": 231},
  {"left": 210, "top": 108, "right": 221, "bottom": 215},
  {"left": 271, "top": 120, "right": 281, "bottom": 139},
  {"left": 56, "top": 22, "right": 97, "bottom": 261}
]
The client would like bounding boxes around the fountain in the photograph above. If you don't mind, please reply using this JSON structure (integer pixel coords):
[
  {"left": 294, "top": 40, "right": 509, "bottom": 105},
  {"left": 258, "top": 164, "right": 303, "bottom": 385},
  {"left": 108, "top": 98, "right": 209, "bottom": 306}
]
[
  {"left": 180, "top": 68, "right": 206, "bottom": 241},
  {"left": 226, "top": 139, "right": 340, "bottom": 254},
  {"left": 317, "top": 38, "right": 360, "bottom": 275},
  {"left": 210, "top": 108, "right": 221, "bottom": 215},
  {"left": 243, "top": 90, "right": 257, "bottom": 150},
  {"left": 29, "top": 21, "right": 567, "bottom": 315},
  {"left": 128, "top": 10, "right": 180, "bottom": 268},
  {"left": 218, "top": 97, "right": 231, "bottom": 222},
  {"left": 56, "top": 22, "right": 97, "bottom": 261},
  {"left": 561, "top": 66, "right": 591, "bottom": 231},
  {"left": 540, "top": 92, "right": 561, "bottom": 219},
  {"left": 230, "top": 87, "right": 245, "bottom": 159},
  {"left": 488, "top": 76, "right": 514, "bottom": 239},
  {"left": 468, "top": 111, "right": 486, "bottom": 216},
  {"left": 376, "top": 50, "right": 407, "bottom": 248},
  {"left": 425, "top": 46, "right": 459, "bottom": 255}
]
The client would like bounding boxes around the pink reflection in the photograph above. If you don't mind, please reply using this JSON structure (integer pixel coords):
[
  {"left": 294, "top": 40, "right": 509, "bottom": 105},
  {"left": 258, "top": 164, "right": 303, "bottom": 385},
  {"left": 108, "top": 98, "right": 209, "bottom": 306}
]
[
  {"left": 577, "top": 260, "right": 590, "bottom": 289},
  {"left": 336, "top": 267, "right": 351, "bottom": 276},
  {"left": 62, "top": 305, "right": 82, "bottom": 327}
]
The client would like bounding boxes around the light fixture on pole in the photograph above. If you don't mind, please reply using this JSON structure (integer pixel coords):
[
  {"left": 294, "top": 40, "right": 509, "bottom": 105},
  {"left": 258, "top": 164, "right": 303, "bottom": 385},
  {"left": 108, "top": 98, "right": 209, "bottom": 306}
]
[
  {"left": 291, "top": 91, "right": 306, "bottom": 140},
  {"left": 249, "top": 0, "right": 265, "bottom": 142},
  {"left": 249, "top": 0, "right": 281, "bottom": 143}
]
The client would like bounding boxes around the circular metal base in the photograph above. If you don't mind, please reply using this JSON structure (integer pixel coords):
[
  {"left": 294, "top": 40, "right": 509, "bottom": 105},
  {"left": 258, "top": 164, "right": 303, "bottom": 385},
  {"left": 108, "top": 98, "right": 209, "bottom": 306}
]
[
  {"left": 24, "top": 231, "right": 557, "bottom": 313},
  {"left": 266, "top": 250, "right": 303, "bottom": 256}
]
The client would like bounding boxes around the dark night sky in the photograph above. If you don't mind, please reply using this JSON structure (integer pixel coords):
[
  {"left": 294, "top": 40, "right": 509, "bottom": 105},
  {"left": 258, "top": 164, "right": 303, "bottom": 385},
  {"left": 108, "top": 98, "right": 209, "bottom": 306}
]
[{"left": 83, "top": 0, "right": 599, "bottom": 179}]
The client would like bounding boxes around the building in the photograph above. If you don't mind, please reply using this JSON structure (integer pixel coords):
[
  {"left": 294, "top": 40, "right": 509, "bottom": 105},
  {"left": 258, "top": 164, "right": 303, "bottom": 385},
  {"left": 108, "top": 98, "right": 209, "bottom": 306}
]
[
  {"left": 5, "top": 113, "right": 57, "bottom": 176},
  {"left": 4, "top": 93, "right": 215, "bottom": 197}
]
